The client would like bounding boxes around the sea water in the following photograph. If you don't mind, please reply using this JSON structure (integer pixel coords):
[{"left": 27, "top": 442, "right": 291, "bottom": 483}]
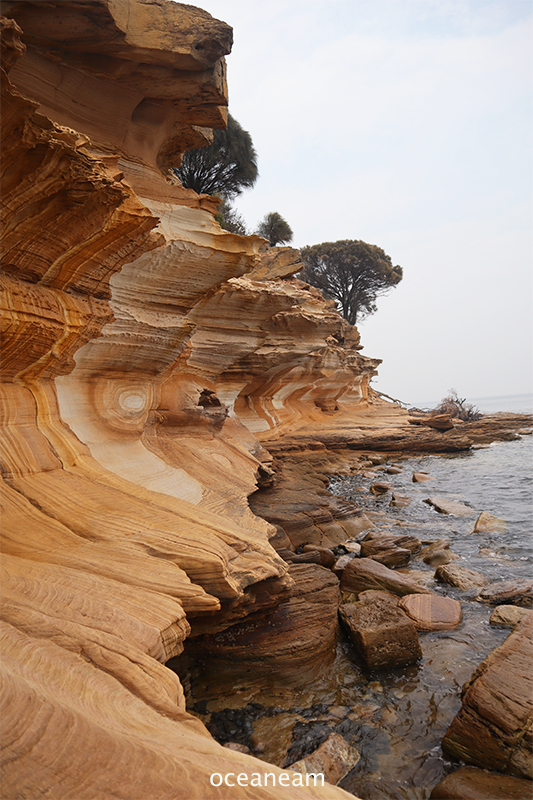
[{"left": 327, "top": 432, "right": 532, "bottom": 799}]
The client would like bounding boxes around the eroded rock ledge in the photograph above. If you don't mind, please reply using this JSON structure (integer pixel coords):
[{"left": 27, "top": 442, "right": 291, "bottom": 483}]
[{"left": 1, "top": 3, "right": 531, "bottom": 799}]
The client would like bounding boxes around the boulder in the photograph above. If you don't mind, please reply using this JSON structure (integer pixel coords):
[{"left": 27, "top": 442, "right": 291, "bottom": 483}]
[
  {"left": 370, "top": 482, "right": 392, "bottom": 495},
  {"left": 386, "top": 466, "right": 403, "bottom": 475},
  {"left": 435, "top": 564, "right": 489, "bottom": 590},
  {"left": 339, "top": 599, "right": 422, "bottom": 669},
  {"left": 288, "top": 733, "right": 360, "bottom": 785},
  {"left": 424, "top": 497, "right": 476, "bottom": 516},
  {"left": 430, "top": 766, "right": 533, "bottom": 799},
  {"left": 490, "top": 605, "right": 533, "bottom": 629},
  {"left": 341, "top": 558, "right": 432, "bottom": 597},
  {"left": 473, "top": 511, "right": 507, "bottom": 533},
  {"left": 418, "top": 539, "right": 459, "bottom": 567},
  {"left": 478, "top": 580, "right": 533, "bottom": 608},
  {"left": 332, "top": 554, "right": 356, "bottom": 577},
  {"left": 390, "top": 493, "right": 411, "bottom": 507},
  {"left": 425, "top": 413, "right": 454, "bottom": 431},
  {"left": 412, "top": 472, "right": 434, "bottom": 482},
  {"left": 344, "top": 541, "right": 362, "bottom": 554},
  {"left": 442, "top": 616, "right": 533, "bottom": 778},
  {"left": 302, "top": 545, "right": 336, "bottom": 568},
  {"left": 398, "top": 593, "right": 462, "bottom": 631},
  {"left": 360, "top": 537, "right": 411, "bottom": 569}
]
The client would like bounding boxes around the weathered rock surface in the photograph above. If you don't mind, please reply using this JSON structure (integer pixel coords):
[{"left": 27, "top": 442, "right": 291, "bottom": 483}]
[
  {"left": 490, "top": 605, "right": 533, "bottom": 629},
  {"left": 473, "top": 511, "right": 507, "bottom": 533},
  {"left": 442, "top": 617, "right": 533, "bottom": 779},
  {"left": 478, "top": 580, "right": 533, "bottom": 608},
  {"left": 339, "top": 598, "right": 422, "bottom": 668},
  {"left": 398, "top": 594, "right": 463, "bottom": 631},
  {"left": 430, "top": 766, "right": 533, "bottom": 800},
  {"left": 289, "top": 733, "right": 360, "bottom": 785},
  {"left": 360, "top": 537, "right": 412, "bottom": 568},
  {"left": 435, "top": 564, "right": 489, "bottom": 590},
  {"left": 341, "top": 558, "right": 432, "bottom": 597}
]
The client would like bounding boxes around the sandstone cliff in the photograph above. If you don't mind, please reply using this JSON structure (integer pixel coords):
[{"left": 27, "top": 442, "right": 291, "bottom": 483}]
[{"left": 0, "top": 2, "right": 375, "bottom": 797}]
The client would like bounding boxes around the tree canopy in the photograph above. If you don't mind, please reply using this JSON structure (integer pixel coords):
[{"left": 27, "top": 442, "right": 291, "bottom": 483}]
[
  {"left": 300, "top": 239, "right": 402, "bottom": 325},
  {"left": 256, "top": 212, "right": 293, "bottom": 247},
  {"left": 173, "top": 114, "right": 258, "bottom": 199}
]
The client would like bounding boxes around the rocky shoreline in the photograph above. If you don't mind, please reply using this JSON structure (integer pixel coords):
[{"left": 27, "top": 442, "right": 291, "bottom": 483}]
[{"left": 175, "top": 419, "right": 533, "bottom": 798}]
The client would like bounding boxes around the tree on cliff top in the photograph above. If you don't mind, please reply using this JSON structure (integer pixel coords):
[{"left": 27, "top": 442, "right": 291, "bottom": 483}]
[
  {"left": 300, "top": 239, "right": 402, "bottom": 325},
  {"left": 256, "top": 212, "right": 293, "bottom": 247},
  {"left": 173, "top": 114, "right": 258, "bottom": 199}
]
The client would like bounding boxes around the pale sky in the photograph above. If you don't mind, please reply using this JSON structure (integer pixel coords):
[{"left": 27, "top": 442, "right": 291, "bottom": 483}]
[{"left": 187, "top": 0, "right": 533, "bottom": 406}]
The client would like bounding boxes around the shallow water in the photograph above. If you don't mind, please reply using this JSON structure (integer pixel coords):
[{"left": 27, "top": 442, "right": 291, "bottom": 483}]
[{"left": 177, "top": 435, "right": 532, "bottom": 799}]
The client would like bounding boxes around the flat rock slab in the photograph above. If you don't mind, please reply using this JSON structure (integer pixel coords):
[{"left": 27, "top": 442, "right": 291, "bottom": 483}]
[
  {"left": 424, "top": 497, "right": 476, "bottom": 516},
  {"left": 473, "top": 511, "right": 507, "bottom": 533},
  {"left": 341, "top": 558, "right": 432, "bottom": 597},
  {"left": 398, "top": 593, "right": 463, "bottom": 631},
  {"left": 490, "top": 605, "right": 533, "bottom": 629},
  {"left": 339, "top": 599, "right": 422, "bottom": 669},
  {"left": 478, "top": 580, "right": 533, "bottom": 608},
  {"left": 435, "top": 564, "right": 489, "bottom": 590},
  {"left": 442, "top": 616, "right": 533, "bottom": 778},
  {"left": 430, "top": 766, "right": 533, "bottom": 799}
]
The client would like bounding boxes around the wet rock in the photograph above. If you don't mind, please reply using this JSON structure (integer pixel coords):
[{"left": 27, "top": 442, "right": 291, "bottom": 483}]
[
  {"left": 390, "top": 493, "right": 411, "bottom": 507},
  {"left": 490, "top": 605, "right": 533, "bottom": 629},
  {"left": 339, "top": 598, "right": 422, "bottom": 669},
  {"left": 367, "top": 454, "right": 387, "bottom": 465},
  {"left": 430, "top": 766, "right": 533, "bottom": 799},
  {"left": 302, "top": 544, "right": 336, "bottom": 568},
  {"left": 412, "top": 472, "right": 434, "bottom": 482},
  {"left": 386, "top": 466, "right": 403, "bottom": 475},
  {"left": 473, "top": 511, "right": 507, "bottom": 533},
  {"left": 435, "top": 564, "right": 489, "bottom": 590},
  {"left": 418, "top": 539, "right": 459, "bottom": 567},
  {"left": 396, "top": 568, "right": 435, "bottom": 589},
  {"left": 398, "top": 593, "right": 463, "bottom": 631},
  {"left": 424, "top": 496, "right": 476, "bottom": 516},
  {"left": 478, "top": 580, "right": 533, "bottom": 608},
  {"left": 341, "top": 558, "right": 432, "bottom": 597},
  {"left": 442, "top": 616, "right": 533, "bottom": 778},
  {"left": 289, "top": 732, "right": 360, "bottom": 784},
  {"left": 370, "top": 482, "right": 393, "bottom": 495},
  {"left": 362, "top": 471, "right": 380, "bottom": 479},
  {"left": 360, "top": 538, "right": 412, "bottom": 569}
]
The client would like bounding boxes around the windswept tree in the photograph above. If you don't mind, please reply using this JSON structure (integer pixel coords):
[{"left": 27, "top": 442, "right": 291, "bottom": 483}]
[
  {"left": 300, "top": 239, "right": 402, "bottom": 325},
  {"left": 256, "top": 212, "right": 293, "bottom": 247},
  {"left": 215, "top": 196, "right": 248, "bottom": 235},
  {"left": 174, "top": 114, "right": 258, "bottom": 199}
]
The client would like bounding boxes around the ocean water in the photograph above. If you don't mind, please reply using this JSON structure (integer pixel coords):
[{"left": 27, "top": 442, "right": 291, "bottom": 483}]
[
  {"left": 414, "top": 392, "right": 533, "bottom": 415},
  {"left": 327, "top": 433, "right": 533, "bottom": 799}
]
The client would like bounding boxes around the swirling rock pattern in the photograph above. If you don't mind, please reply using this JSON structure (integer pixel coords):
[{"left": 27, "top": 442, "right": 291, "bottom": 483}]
[{"left": 0, "top": 3, "right": 361, "bottom": 798}]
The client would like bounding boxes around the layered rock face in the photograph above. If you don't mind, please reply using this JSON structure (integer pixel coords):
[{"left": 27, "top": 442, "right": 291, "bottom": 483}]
[{"left": 0, "top": 2, "right": 374, "bottom": 797}]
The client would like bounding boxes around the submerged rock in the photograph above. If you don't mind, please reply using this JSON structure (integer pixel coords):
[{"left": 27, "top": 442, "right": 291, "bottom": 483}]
[
  {"left": 418, "top": 539, "right": 459, "bottom": 567},
  {"left": 473, "top": 511, "right": 507, "bottom": 533},
  {"left": 289, "top": 733, "right": 360, "bottom": 785},
  {"left": 398, "top": 593, "right": 462, "bottom": 631},
  {"left": 390, "top": 493, "right": 411, "bottom": 507},
  {"left": 424, "top": 497, "right": 476, "bottom": 516},
  {"left": 430, "top": 766, "right": 533, "bottom": 800},
  {"left": 339, "top": 598, "right": 422, "bottom": 669},
  {"left": 435, "top": 564, "right": 489, "bottom": 590}
]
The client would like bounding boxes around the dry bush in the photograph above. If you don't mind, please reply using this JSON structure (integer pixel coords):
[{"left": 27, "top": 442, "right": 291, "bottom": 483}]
[{"left": 433, "top": 389, "right": 482, "bottom": 421}]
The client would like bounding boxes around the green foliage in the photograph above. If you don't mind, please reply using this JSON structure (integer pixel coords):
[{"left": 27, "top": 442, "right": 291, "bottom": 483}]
[
  {"left": 433, "top": 389, "right": 482, "bottom": 421},
  {"left": 215, "top": 196, "right": 248, "bottom": 235},
  {"left": 256, "top": 212, "right": 293, "bottom": 247},
  {"left": 300, "top": 239, "right": 402, "bottom": 325},
  {"left": 174, "top": 114, "right": 258, "bottom": 199}
]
